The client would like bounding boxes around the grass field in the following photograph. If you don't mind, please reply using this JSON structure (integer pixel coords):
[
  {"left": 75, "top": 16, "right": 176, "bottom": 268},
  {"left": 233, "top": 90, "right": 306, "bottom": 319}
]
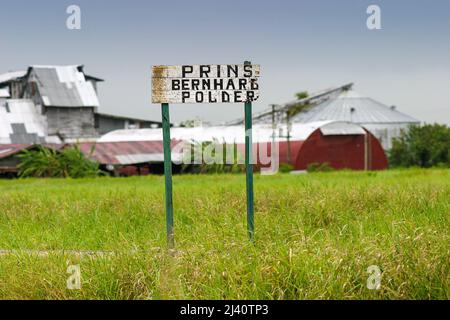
[{"left": 0, "top": 169, "right": 448, "bottom": 300}]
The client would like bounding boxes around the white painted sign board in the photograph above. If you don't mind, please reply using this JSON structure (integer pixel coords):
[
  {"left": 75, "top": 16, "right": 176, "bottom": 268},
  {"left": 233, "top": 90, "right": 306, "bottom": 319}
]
[{"left": 152, "top": 64, "right": 260, "bottom": 104}]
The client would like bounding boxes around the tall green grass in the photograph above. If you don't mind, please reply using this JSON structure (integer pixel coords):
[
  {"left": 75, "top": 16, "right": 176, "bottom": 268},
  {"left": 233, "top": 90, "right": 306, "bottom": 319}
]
[{"left": 0, "top": 169, "right": 448, "bottom": 299}]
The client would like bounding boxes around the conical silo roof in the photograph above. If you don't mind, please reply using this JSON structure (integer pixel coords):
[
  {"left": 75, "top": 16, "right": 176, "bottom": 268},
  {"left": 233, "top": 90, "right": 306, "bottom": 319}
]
[{"left": 290, "top": 90, "right": 419, "bottom": 124}]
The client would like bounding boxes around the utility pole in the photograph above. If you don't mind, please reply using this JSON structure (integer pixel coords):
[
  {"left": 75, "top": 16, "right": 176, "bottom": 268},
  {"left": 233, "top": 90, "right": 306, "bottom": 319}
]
[
  {"left": 364, "top": 131, "right": 371, "bottom": 171},
  {"left": 286, "top": 110, "right": 292, "bottom": 164},
  {"left": 276, "top": 109, "right": 292, "bottom": 165},
  {"left": 270, "top": 105, "right": 277, "bottom": 168},
  {"left": 270, "top": 104, "right": 277, "bottom": 139}
]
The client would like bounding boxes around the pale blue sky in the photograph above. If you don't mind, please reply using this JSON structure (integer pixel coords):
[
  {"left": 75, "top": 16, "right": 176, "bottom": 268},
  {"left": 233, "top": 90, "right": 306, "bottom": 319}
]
[{"left": 0, "top": 0, "right": 449, "bottom": 124}]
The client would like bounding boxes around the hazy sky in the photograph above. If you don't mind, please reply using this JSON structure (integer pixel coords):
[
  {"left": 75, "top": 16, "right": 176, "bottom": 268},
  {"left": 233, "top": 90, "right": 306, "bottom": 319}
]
[{"left": 1, "top": 0, "right": 449, "bottom": 124}]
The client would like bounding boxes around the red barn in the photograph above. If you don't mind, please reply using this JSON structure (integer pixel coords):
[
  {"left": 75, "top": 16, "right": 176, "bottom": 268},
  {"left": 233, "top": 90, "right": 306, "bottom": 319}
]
[{"left": 270, "top": 121, "right": 387, "bottom": 170}]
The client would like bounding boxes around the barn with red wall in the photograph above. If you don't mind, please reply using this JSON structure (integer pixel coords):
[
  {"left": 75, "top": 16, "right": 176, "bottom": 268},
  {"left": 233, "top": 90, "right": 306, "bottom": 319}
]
[
  {"left": 98, "top": 121, "right": 388, "bottom": 173},
  {"left": 273, "top": 127, "right": 387, "bottom": 170}
]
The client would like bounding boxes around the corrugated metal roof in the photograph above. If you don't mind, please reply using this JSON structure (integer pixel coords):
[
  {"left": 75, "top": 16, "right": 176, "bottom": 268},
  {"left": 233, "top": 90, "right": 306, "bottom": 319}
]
[
  {"left": 0, "top": 100, "right": 49, "bottom": 144},
  {"left": 227, "top": 83, "right": 354, "bottom": 125},
  {"left": 0, "top": 144, "right": 64, "bottom": 160},
  {"left": 79, "top": 140, "right": 183, "bottom": 165},
  {"left": 99, "top": 121, "right": 366, "bottom": 145},
  {"left": 0, "top": 145, "right": 28, "bottom": 159},
  {"left": 319, "top": 121, "right": 366, "bottom": 136},
  {"left": 0, "top": 99, "right": 62, "bottom": 144},
  {"left": 30, "top": 66, "right": 99, "bottom": 107},
  {"left": 0, "top": 71, "right": 26, "bottom": 84},
  {"left": 115, "top": 153, "right": 165, "bottom": 165},
  {"left": 291, "top": 90, "right": 420, "bottom": 124}
]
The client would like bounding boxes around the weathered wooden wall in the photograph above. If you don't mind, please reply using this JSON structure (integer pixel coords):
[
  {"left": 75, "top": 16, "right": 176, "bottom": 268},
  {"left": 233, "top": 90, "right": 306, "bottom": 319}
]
[{"left": 45, "top": 107, "right": 97, "bottom": 139}]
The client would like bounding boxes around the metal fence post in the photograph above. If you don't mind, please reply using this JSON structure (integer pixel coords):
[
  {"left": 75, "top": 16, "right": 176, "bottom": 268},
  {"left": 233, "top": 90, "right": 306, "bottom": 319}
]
[
  {"left": 161, "top": 103, "right": 174, "bottom": 248},
  {"left": 244, "top": 61, "right": 255, "bottom": 242}
]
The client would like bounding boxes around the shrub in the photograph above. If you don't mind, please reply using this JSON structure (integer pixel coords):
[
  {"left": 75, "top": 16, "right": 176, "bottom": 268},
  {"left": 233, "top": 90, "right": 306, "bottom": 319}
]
[
  {"left": 279, "top": 163, "right": 294, "bottom": 173},
  {"left": 18, "top": 145, "right": 103, "bottom": 178},
  {"left": 389, "top": 124, "right": 449, "bottom": 168},
  {"left": 307, "top": 162, "right": 334, "bottom": 173}
]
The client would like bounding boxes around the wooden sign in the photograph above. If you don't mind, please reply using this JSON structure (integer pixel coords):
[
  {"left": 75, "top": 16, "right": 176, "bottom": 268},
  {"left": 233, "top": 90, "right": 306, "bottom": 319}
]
[
  {"left": 154, "top": 61, "right": 257, "bottom": 248},
  {"left": 152, "top": 64, "right": 260, "bottom": 104}
]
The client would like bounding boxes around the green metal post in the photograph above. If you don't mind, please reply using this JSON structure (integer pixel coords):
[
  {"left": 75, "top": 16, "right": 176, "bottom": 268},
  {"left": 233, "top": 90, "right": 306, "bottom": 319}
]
[
  {"left": 161, "top": 103, "right": 174, "bottom": 248},
  {"left": 244, "top": 61, "right": 254, "bottom": 242}
]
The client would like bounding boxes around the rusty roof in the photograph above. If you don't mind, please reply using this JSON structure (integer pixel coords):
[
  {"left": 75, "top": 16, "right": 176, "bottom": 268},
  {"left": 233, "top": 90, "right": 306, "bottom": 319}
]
[
  {"left": 79, "top": 140, "right": 183, "bottom": 165},
  {"left": 0, "top": 144, "right": 64, "bottom": 160},
  {"left": 0, "top": 141, "right": 183, "bottom": 166}
]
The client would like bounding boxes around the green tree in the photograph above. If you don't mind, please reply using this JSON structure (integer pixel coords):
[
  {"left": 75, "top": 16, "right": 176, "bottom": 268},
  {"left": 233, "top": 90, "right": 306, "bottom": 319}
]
[
  {"left": 287, "top": 91, "right": 310, "bottom": 118},
  {"left": 295, "top": 91, "right": 309, "bottom": 100},
  {"left": 389, "top": 124, "right": 450, "bottom": 168}
]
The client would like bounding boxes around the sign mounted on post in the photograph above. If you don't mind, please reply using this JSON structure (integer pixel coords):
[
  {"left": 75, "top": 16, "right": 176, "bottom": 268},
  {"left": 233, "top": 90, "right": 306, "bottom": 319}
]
[
  {"left": 152, "top": 64, "right": 260, "bottom": 104},
  {"left": 152, "top": 62, "right": 258, "bottom": 248}
]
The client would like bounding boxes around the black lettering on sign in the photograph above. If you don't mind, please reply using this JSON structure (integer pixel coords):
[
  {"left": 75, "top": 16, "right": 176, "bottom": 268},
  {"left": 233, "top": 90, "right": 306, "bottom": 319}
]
[
  {"left": 195, "top": 91, "right": 203, "bottom": 103},
  {"left": 192, "top": 79, "right": 200, "bottom": 90},
  {"left": 239, "top": 79, "right": 247, "bottom": 90},
  {"left": 182, "top": 79, "right": 190, "bottom": 90},
  {"left": 182, "top": 65, "right": 193, "bottom": 77},
  {"left": 151, "top": 64, "right": 260, "bottom": 104},
  {"left": 199, "top": 65, "right": 211, "bottom": 78},
  {"left": 226, "top": 79, "right": 235, "bottom": 90},
  {"left": 214, "top": 79, "right": 224, "bottom": 90},
  {"left": 247, "top": 91, "right": 255, "bottom": 102},
  {"left": 172, "top": 79, "right": 180, "bottom": 90},
  {"left": 202, "top": 79, "right": 211, "bottom": 90},
  {"left": 216, "top": 65, "right": 221, "bottom": 78},
  {"left": 227, "top": 65, "right": 238, "bottom": 78},
  {"left": 208, "top": 91, "right": 217, "bottom": 103},
  {"left": 250, "top": 79, "right": 259, "bottom": 90},
  {"left": 243, "top": 65, "right": 252, "bottom": 77},
  {"left": 222, "top": 91, "right": 230, "bottom": 103},
  {"left": 182, "top": 92, "right": 190, "bottom": 103},
  {"left": 234, "top": 91, "right": 242, "bottom": 103}
]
